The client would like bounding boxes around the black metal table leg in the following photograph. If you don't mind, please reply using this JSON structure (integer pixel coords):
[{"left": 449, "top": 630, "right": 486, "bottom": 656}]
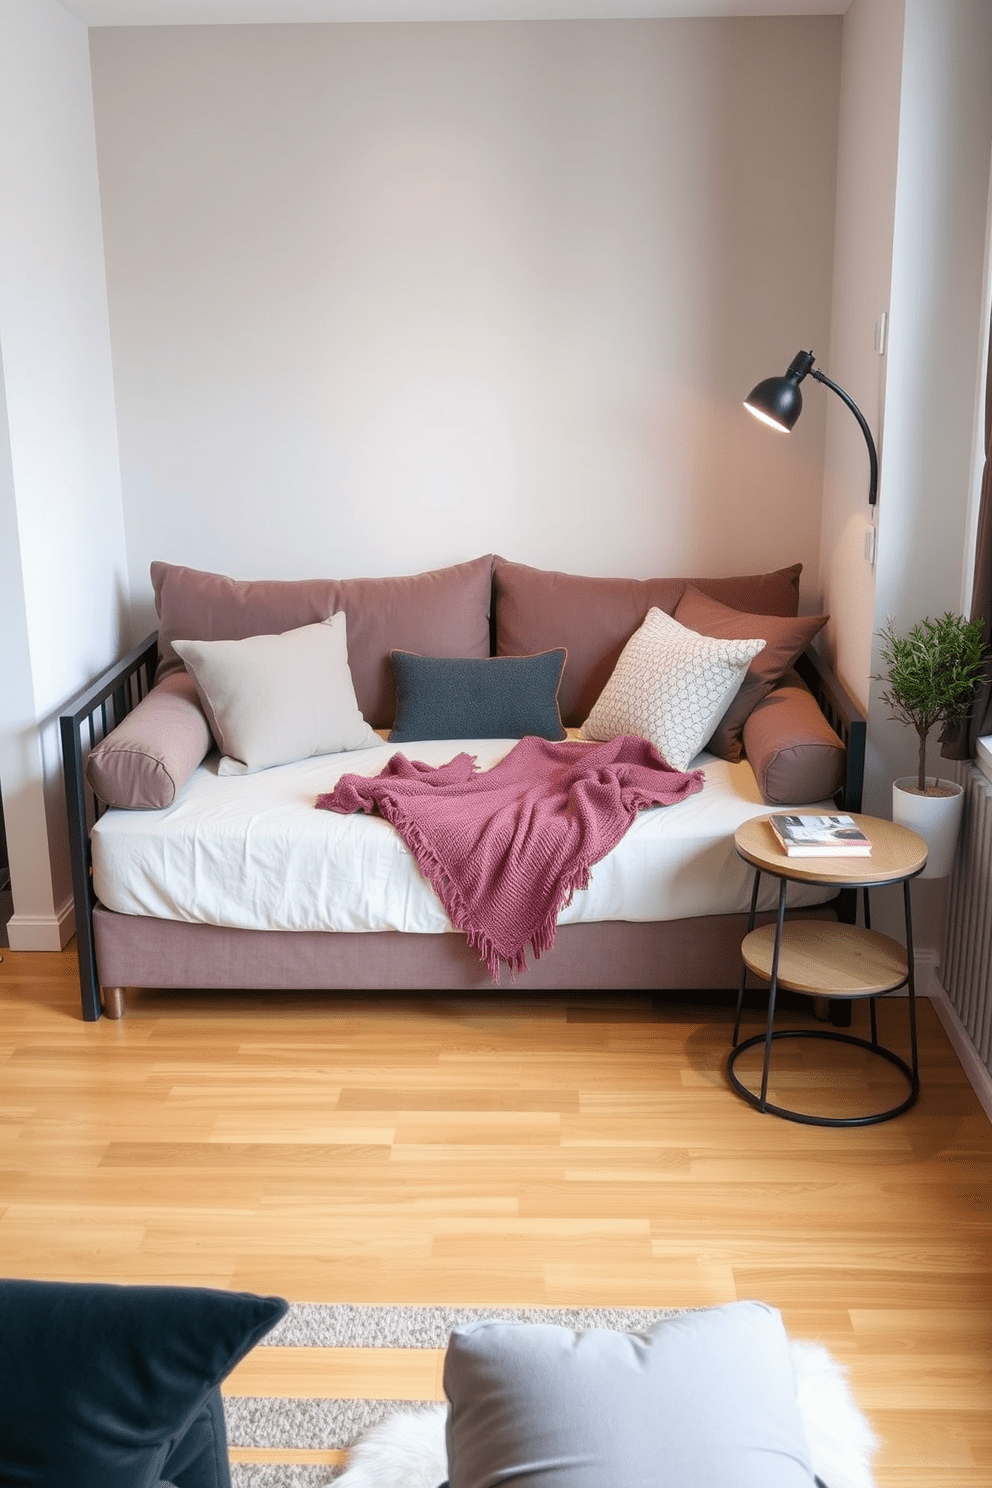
[
  {"left": 904, "top": 879, "right": 920, "bottom": 1091},
  {"left": 758, "top": 877, "right": 789, "bottom": 1110},
  {"left": 732, "top": 868, "right": 762, "bottom": 1048}
]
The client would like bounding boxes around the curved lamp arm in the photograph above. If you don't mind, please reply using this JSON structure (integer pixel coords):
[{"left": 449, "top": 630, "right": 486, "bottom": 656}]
[
  {"left": 810, "top": 367, "right": 878, "bottom": 508},
  {"left": 744, "top": 349, "right": 878, "bottom": 507}
]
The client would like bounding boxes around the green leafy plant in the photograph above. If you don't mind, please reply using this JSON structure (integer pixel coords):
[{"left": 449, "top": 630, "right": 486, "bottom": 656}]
[{"left": 875, "top": 612, "right": 988, "bottom": 792}]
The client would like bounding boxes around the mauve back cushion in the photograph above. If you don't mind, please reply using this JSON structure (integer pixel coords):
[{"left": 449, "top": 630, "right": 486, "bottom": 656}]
[
  {"left": 493, "top": 558, "right": 802, "bottom": 726},
  {"left": 152, "top": 556, "right": 495, "bottom": 729}
]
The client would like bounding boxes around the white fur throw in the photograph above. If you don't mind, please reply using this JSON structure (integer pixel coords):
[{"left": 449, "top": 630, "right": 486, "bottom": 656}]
[{"left": 336, "top": 1338, "right": 878, "bottom": 1488}]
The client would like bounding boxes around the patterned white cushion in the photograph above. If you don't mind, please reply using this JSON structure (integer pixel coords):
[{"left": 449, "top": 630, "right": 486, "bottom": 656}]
[{"left": 580, "top": 607, "right": 765, "bottom": 771}]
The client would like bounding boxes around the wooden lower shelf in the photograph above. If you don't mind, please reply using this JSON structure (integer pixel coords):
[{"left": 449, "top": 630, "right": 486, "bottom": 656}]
[{"left": 742, "top": 920, "right": 909, "bottom": 997}]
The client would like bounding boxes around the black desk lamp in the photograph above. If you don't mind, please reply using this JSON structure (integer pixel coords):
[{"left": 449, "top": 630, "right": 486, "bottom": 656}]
[{"left": 744, "top": 349, "right": 878, "bottom": 507}]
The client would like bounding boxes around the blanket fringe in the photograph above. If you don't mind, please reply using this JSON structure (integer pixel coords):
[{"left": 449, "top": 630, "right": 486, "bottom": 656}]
[
  {"left": 387, "top": 804, "right": 591, "bottom": 982},
  {"left": 386, "top": 810, "right": 509, "bottom": 980}
]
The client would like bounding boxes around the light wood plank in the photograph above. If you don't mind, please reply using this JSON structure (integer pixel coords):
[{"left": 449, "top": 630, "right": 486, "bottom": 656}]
[
  {"left": 224, "top": 1345, "right": 444, "bottom": 1399},
  {"left": 0, "top": 946, "right": 989, "bottom": 1488},
  {"left": 228, "top": 1448, "right": 347, "bottom": 1465}
]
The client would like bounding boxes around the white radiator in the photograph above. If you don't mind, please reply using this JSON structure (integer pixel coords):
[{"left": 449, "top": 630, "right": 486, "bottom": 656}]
[{"left": 940, "top": 762, "right": 992, "bottom": 1077}]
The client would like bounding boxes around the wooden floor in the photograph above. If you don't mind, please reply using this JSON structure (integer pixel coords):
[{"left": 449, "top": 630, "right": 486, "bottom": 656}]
[{"left": 1, "top": 943, "right": 990, "bottom": 1485}]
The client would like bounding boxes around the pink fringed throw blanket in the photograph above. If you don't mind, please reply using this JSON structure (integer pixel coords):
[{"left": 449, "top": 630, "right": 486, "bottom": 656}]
[{"left": 316, "top": 735, "right": 703, "bottom": 978}]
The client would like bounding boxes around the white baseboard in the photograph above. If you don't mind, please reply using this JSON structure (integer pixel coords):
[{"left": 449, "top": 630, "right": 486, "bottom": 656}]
[
  {"left": 5, "top": 896, "right": 75, "bottom": 952},
  {"left": 913, "top": 947, "right": 942, "bottom": 998},
  {"left": 882, "top": 952, "right": 992, "bottom": 1125},
  {"left": 929, "top": 981, "right": 992, "bottom": 1126},
  {"left": 867, "top": 948, "right": 940, "bottom": 997}
]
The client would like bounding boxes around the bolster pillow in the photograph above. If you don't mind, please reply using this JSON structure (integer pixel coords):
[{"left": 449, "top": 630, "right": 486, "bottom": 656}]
[
  {"left": 742, "top": 670, "right": 846, "bottom": 806},
  {"left": 85, "top": 671, "right": 213, "bottom": 810}
]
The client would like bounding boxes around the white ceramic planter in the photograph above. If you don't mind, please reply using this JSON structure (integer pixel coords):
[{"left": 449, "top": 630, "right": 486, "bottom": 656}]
[{"left": 892, "top": 777, "right": 964, "bottom": 879}]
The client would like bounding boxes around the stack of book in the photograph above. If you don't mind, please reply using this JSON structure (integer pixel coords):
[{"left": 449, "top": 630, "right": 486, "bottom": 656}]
[{"left": 769, "top": 813, "right": 872, "bottom": 857}]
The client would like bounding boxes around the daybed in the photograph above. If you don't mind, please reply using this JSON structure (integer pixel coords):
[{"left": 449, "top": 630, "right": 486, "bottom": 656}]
[{"left": 61, "top": 555, "right": 866, "bottom": 1021}]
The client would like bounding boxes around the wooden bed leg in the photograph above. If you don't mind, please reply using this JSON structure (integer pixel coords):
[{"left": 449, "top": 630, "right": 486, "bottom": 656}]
[{"left": 101, "top": 986, "right": 126, "bottom": 1020}]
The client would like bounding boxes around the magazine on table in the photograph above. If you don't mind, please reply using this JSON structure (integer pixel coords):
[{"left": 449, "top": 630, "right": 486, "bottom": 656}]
[{"left": 769, "top": 813, "right": 872, "bottom": 857}]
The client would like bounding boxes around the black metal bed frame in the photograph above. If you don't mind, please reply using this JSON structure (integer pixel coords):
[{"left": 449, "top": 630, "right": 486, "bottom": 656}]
[
  {"left": 60, "top": 632, "right": 159, "bottom": 1021},
  {"left": 59, "top": 634, "right": 867, "bottom": 1021}
]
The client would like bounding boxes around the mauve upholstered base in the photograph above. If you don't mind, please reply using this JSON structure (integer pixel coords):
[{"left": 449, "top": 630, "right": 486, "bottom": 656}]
[{"left": 92, "top": 904, "right": 837, "bottom": 996}]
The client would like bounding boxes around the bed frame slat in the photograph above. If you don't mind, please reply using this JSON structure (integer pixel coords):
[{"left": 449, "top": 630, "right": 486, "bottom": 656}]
[{"left": 59, "top": 633, "right": 158, "bottom": 1021}]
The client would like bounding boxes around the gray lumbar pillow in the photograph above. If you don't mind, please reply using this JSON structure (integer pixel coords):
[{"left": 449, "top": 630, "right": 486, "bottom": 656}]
[
  {"left": 443, "top": 1301, "right": 817, "bottom": 1488},
  {"left": 389, "top": 649, "right": 567, "bottom": 742}
]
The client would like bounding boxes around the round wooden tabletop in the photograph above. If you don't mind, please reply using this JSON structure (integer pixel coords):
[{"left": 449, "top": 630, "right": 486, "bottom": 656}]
[{"left": 734, "top": 813, "right": 928, "bottom": 887}]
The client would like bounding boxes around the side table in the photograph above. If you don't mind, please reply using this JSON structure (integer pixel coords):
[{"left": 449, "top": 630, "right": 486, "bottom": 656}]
[{"left": 729, "top": 814, "right": 928, "bottom": 1126}]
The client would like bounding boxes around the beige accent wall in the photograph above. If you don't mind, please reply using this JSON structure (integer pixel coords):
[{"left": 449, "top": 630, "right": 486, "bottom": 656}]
[{"left": 89, "top": 18, "right": 842, "bottom": 634}]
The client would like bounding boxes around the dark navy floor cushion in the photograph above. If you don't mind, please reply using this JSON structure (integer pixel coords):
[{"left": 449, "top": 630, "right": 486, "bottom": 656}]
[{"left": 0, "top": 1279, "right": 287, "bottom": 1488}]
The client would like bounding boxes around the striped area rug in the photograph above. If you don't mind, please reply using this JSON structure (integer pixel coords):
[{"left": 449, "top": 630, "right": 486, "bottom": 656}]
[{"left": 226, "top": 1303, "right": 684, "bottom": 1487}]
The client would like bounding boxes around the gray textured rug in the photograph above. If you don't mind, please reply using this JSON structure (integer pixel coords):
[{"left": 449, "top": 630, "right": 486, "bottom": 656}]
[
  {"left": 232, "top": 1469, "right": 342, "bottom": 1488},
  {"left": 227, "top": 1395, "right": 427, "bottom": 1453},
  {"left": 260, "top": 1300, "right": 683, "bottom": 1350},
  {"left": 227, "top": 1302, "right": 684, "bottom": 1488}
]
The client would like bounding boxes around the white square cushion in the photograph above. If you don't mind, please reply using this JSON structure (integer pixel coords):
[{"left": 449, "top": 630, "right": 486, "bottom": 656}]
[
  {"left": 443, "top": 1302, "right": 817, "bottom": 1488},
  {"left": 174, "top": 613, "right": 379, "bottom": 775},
  {"left": 580, "top": 607, "right": 765, "bottom": 770}
]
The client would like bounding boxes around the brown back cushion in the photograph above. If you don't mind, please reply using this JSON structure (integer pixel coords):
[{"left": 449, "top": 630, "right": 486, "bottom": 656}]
[
  {"left": 493, "top": 558, "right": 803, "bottom": 726},
  {"left": 153, "top": 556, "right": 495, "bottom": 729},
  {"left": 673, "top": 585, "right": 828, "bottom": 763}
]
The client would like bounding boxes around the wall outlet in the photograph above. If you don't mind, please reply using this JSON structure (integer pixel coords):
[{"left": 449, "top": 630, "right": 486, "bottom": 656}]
[{"left": 864, "top": 525, "right": 877, "bottom": 565}]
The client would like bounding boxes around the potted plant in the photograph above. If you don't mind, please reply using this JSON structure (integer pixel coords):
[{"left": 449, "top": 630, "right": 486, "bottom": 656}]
[{"left": 875, "top": 612, "right": 987, "bottom": 877}]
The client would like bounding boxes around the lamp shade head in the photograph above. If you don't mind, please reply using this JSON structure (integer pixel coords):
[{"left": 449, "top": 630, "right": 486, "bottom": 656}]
[
  {"left": 743, "top": 348, "right": 878, "bottom": 505},
  {"left": 744, "top": 375, "right": 803, "bottom": 432},
  {"left": 744, "top": 350, "right": 816, "bottom": 432}
]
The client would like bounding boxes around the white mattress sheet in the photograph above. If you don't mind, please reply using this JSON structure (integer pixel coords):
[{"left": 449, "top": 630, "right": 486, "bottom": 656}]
[{"left": 91, "top": 737, "right": 836, "bottom": 932}]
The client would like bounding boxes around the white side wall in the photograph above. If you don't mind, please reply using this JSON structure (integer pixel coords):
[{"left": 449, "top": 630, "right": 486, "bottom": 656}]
[
  {"left": 872, "top": 0, "right": 992, "bottom": 950},
  {"left": 89, "top": 18, "right": 842, "bottom": 637},
  {"left": 818, "top": 0, "right": 903, "bottom": 713},
  {"left": 0, "top": 0, "right": 128, "bottom": 950},
  {"left": 874, "top": 0, "right": 992, "bottom": 755},
  {"left": 820, "top": 0, "right": 992, "bottom": 950}
]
